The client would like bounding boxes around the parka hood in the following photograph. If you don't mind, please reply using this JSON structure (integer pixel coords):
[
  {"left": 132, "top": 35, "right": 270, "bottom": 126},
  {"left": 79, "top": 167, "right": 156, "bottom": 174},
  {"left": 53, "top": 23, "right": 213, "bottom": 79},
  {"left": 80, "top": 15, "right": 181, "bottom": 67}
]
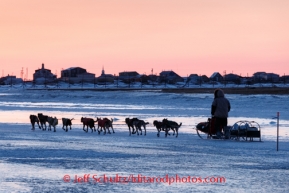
[{"left": 215, "top": 89, "right": 225, "bottom": 98}]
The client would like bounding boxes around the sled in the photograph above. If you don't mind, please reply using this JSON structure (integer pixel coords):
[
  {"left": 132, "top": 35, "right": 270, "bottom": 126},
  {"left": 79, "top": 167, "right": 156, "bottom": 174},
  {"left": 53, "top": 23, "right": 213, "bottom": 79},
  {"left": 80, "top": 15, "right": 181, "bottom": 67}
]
[
  {"left": 195, "top": 118, "right": 261, "bottom": 141},
  {"left": 230, "top": 120, "right": 261, "bottom": 142}
]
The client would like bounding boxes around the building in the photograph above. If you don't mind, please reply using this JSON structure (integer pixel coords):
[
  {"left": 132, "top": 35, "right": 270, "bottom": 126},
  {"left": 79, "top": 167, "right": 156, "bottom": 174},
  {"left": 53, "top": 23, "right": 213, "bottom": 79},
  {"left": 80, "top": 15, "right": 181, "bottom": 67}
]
[
  {"left": 118, "top": 71, "right": 140, "bottom": 82},
  {"left": 0, "top": 75, "right": 23, "bottom": 85},
  {"left": 210, "top": 72, "right": 223, "bottom": 82},
  {"left": 253, "top": 72, "right": 279, "bottom": 83},
  {"left": 147, "top": 74, "right": 158, "bottom": 82},
  {"left": 280, "top": 75, "right": 289, "bottom": 83},
  {"left": 266, "top": 73, "right": 280, "bottom": 82},
  {"left": 200, "top": 75, "right": 210, "bottom": 82},
  {"left": 61, "top": 67, "right": 95, "bottom": 83},
  {"left": 188, "top": 74, "right": 201, "bottom": 84},
  {"left": 97, "top": 67, "right": 114, "bottom": 83},
  {"left": 33, "top": 63, "right": 56, "bottom": 83},
  {"left": 159, "top": 70, "right": 184, "bottom": 83},
  {"left": 224, "top": 73, "right": 241, "bottom": 83},
  {"left": 134, "top": 74, "right": 150, "bottom": 83},
  {"left": 253, "top": 72, "right": 267, "bottom": 82}
]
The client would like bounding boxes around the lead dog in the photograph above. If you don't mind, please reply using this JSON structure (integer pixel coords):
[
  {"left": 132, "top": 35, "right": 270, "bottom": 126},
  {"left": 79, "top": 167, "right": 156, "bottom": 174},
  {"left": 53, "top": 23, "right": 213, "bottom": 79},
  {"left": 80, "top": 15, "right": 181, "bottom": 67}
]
[{"left": 30, "top": 115, "right": 41, "bottom": 130}]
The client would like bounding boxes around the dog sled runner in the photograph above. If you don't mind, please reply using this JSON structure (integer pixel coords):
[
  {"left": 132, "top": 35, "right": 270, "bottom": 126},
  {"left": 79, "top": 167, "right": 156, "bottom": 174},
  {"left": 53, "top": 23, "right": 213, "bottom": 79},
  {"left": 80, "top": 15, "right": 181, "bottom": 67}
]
[{"left": 195, "top": 118, "right": 261, "bottom": 141}]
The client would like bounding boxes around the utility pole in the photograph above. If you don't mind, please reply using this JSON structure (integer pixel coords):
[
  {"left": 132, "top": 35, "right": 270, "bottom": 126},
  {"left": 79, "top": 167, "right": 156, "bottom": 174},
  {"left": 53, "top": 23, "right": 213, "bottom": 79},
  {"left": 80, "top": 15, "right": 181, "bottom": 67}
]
[
  {"left": 44, "top": 72, "right": 47, "bottom": 88},
  {"left": 20, "top": 67, "right": 24, "bottom": 79},
  {"left": 223, "top": 70, "right": 226, "bottom": 87},
  {"left": 26, "top": 68, "right": 28, "bottom": 81},
  {"left": 128, "top": 74, "right": 130, "bottom": 88},
  {"left": 55, "top": 77, "right": 59, "bottom": 88},
  {"left": 81, "top": 74, "right": 84, "bottom": 89},
  {"left": 22, "top": 78, "right": 26, "bottom": 89},
  {"left": 68, "top": 71, "right": 71, "bottom": 88},
  {"left": 94, "top": 77, "right": 97, "bottom": 88},
  {"left": 104, "top": 75, "right": 107, "bottom": 88},
  {"left": 276, "top": 112, "right": 280, "bottom": 151},
  {"left": 10, "top": 75, "right": 13, "bottom": 87}
]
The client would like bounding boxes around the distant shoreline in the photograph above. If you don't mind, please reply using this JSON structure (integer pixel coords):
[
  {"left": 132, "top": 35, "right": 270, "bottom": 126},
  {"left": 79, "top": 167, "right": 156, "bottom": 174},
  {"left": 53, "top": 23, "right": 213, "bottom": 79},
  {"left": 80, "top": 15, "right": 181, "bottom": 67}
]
[
  {"left": 26, "top": 86, "right": 289, "bottom": 94},
  {"left": 162, "top": 87, "right": 289, "bottom": 94}
]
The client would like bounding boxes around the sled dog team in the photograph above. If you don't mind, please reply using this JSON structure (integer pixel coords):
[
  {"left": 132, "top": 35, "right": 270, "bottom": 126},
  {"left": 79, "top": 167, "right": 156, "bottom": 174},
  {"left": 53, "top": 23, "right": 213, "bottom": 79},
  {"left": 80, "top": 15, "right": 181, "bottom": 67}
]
[
  {"left": 29, "top": 113, "right": 182, "bottom": 137},
  {"left": 30, "top": 113, "right": 74, "bottom": 132}
]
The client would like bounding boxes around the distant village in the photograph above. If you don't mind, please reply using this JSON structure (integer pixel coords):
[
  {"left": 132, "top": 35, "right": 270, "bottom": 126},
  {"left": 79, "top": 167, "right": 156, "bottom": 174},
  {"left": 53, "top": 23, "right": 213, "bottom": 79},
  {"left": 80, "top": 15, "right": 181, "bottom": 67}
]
[{"left": 0, "top": 63, "right": 289, "bottom": 86}]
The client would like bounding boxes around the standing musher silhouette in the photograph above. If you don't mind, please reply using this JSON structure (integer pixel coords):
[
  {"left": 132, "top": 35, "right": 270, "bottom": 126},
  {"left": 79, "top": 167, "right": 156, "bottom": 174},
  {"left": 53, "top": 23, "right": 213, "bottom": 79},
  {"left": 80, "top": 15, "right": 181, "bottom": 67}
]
[{"left": 211, "top": 89, "right": 231, "bottom": 139}]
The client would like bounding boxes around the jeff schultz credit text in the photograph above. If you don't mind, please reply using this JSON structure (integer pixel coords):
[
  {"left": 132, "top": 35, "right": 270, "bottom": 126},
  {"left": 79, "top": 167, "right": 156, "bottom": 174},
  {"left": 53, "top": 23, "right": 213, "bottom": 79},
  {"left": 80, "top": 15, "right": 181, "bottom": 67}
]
[{"left": 63, "top": 174, "right": 226, "bottom": 185}]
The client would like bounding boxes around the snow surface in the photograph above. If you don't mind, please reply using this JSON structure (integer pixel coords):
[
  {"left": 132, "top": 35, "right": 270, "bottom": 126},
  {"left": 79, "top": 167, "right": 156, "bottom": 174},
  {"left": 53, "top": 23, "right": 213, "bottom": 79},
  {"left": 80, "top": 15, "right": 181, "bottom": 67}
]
[{"left": 0, "top": 84, "right": 289, "bottom": 192}]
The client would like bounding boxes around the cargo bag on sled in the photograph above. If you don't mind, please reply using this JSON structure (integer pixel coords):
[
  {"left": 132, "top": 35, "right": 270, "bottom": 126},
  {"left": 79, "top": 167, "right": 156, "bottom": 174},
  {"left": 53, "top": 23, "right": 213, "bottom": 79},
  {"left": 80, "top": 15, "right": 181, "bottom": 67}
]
[
  {"left": 196, "top": 118, "right": 217, "bottom": 135},
  {"left": 196, "top": 122, "right": 209, "bottom": 133}
]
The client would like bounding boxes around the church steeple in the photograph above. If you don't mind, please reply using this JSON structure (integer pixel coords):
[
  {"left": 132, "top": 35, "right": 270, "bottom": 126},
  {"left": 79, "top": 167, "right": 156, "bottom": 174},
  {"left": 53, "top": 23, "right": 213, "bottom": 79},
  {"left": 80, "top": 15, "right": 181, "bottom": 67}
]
[{"left": 101, "top": 66, "right": 105, "bottom": 75}]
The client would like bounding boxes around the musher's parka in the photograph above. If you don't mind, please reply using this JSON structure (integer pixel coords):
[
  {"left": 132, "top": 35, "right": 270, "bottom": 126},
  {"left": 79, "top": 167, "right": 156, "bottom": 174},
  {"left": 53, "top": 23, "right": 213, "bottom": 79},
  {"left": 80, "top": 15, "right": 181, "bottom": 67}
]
[{"left": 211, "top": 89, "right": 231, "bottom": 118}]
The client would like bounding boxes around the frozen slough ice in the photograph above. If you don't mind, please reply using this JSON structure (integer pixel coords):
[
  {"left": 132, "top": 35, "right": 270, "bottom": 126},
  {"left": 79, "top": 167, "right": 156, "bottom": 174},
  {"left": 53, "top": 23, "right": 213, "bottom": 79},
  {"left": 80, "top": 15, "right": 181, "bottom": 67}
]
[
  {"left": 0, "top": 86, "right": 289, "bottom": 191},
  {"left": 0, "top": 123, "right": 289, "bottom": 192}
]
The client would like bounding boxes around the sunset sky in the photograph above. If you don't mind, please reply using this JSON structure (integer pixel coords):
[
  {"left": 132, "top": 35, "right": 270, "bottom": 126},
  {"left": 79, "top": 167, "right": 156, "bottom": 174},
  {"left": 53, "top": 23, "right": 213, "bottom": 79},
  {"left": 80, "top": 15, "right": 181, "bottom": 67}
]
[{"left": 1, "top": 0, "right": 288, "bottom": 80}]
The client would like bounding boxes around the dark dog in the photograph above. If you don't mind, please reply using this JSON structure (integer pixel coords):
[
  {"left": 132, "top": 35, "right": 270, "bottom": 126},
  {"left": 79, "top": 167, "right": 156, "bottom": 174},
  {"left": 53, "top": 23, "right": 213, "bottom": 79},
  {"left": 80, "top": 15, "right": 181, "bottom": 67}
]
[
  {"left": 125, "top": 117, "right": 139, "bottom": 135},
  {"left": 81, "top": 117, "right": 96, "bottom": 133},
  {"left": 162, "top": 118, "right": 182, "bottom": 137},
  {"left": 62, "top": 118, "right": 74, "bottom": 132},
  {"left": 96, "top": 117, "right": 114, "bottom": 134},
  {"left": 30, "top": 115, "right": 41, "bottom": 130},
  {"left": 153, "top": 120, "right": 171, "bottom": 137},
  {"left": 125, "top": 117, "right": 148, "bottom": 136},
  {"left": 47, "top": 116, "right": 58, "bottom": 132},
  {"left": 134, "top": 119, "right": 149, "bottom": 136},
  {"left": 38, "top": 113, "right": 48, "bottom": 130}
]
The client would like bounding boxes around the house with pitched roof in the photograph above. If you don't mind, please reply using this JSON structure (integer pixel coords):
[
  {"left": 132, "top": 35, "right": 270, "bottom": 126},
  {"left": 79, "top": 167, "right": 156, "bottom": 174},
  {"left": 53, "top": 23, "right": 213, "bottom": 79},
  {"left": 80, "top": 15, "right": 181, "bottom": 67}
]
[
  {"left": 210, "top": 72, "right": 223, "bottom": 82},
  {"left": 159, "top": 70, "right": 184, "bottom": 83},
  {"left": 33, "top": 63, "right": 57, "bottom": 83},
  {"left": 61, "top": 67, "right": 95, "bottom": 83},
  {"left": 223, "top": 73, "right": 241, "bottom": 83},
  {"left": 188, "top": 74, "right": 200, "bottom": 83}
]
